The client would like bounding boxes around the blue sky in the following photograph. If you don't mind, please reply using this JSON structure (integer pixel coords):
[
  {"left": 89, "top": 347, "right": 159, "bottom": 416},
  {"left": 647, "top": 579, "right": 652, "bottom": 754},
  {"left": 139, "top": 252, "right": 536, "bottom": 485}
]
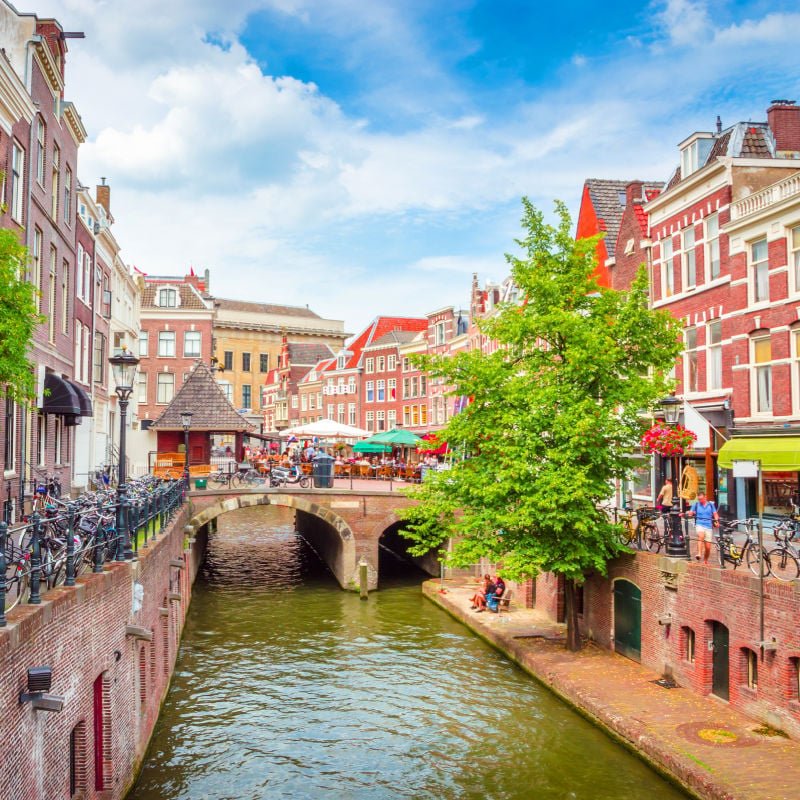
[{"left": 34, "top": 0, "right": 800, "bottom": 332}]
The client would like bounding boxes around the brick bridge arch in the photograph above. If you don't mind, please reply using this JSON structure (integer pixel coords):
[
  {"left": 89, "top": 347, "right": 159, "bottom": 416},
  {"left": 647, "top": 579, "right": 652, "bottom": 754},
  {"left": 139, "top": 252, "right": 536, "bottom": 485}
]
[{"left": 186, "top": 489, "right": 425, "bottom": 590}]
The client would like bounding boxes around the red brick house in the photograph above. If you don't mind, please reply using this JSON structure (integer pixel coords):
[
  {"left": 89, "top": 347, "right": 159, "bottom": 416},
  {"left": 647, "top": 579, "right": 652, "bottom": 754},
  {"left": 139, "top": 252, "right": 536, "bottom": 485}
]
[{"left": 645, "top": 101, "right": 800, "bottom": 517}]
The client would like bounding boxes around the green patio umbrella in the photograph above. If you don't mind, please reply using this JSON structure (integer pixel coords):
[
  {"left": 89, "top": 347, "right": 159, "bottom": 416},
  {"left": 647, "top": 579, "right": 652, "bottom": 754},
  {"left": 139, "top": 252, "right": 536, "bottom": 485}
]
[
  {"left": 364, "top": 428, "right": 422, "bottom": 446},
  {"left": 352, "top": 440, "right": 392, "bottom": 453}
]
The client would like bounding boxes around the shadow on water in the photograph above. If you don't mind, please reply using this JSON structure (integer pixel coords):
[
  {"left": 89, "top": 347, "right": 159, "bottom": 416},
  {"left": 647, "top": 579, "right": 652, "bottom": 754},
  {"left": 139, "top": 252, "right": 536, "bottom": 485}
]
[{"left": 129, "top": 505, "right": 687, "bottom": 800}]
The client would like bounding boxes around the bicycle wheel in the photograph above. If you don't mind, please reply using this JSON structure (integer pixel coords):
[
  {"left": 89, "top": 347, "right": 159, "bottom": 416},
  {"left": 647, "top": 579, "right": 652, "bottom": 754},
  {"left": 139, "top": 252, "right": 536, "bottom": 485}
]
[
  {"left": 640, "top": 522, "right": 658, "bottom": 552},
  {"left": 4, "top": 570, "right": 29, "bottom": 612},
  {"left": 209, "top": 473, "right": 228, "bottom": 488},
  {"left": 767, "top": 546, "right": 800, "bottom": 582},
  {"left": 230, "top": 473, "right": 242, "bottom": 488},
  {"left": 746, "top": 544, "right": 770, "bottom": 577},
  {"left": 299, "top": 476, "right": 311, "bottom": 489},
  {"left": 618, "top": 518, "right": 636, "bottom": 546}
]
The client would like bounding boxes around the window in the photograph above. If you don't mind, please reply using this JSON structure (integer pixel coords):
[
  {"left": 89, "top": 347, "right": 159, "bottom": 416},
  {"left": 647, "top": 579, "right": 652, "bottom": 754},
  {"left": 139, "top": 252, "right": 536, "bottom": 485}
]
[
  {"left": 388, "top": 409, "right": 396, "bottom": 428},
  {"left": 683, "top": 227, "right": 696, "bottom": 288},
  {"left": 62, "top": 261, "right": 70, "bottom": 335},
  {"left": 69, "top": 721, "right": 86, "bottom": 798},
  {"left": 795, "top": 330, "right": 800, "bottom": 412},
  {"left": 388, "top": 355, "right": 397, "bottom": 371},
  {"left": 158, "top": 288, "right": 177, "bottom": 307},
  {"left": 365, "top": 358, "right": 374, "bottom": 373},
  {"left": 411, "top": 405, "right": 419, "bottom": 426},
  {"left": 35, "top": 119, "right": 45, "bottom": 185},
  {"left": 36, "top": 413, "right": 46, "bottom": 465},
  {"left": 706, "top": 214, "right": 720, "bottom": 280},
  {"left": 93, "top": 333, "right": 105, "bottom": 384},
  {"left": 54, "top": 417, "right": 63, "bottom": 464},
  {"left": 82, "top": 324, "right": 90, "bottom": 384},
  {"left": 792, "top": 658, "right": 800, "bottom": 702},
  {"left": 51, "top": 145, "right": 59, "bottom": 219},
  {"left": 291, "top": 395, "right": 298, "bottom": 409},
  {"left": 420, "top": 375, "right": 427, "bottom": 396},
  {"left": 744, "top": 648, "right": 758, "bottom": 690},
  {"left": 156, "top": 373, "right": 175, "bottom": 404},
  {"left": 753, "top": 336, "right": 772, "bottom": 413},
  {"left": 349, "top": 403, "right": 356, "bottom": 425},
  {"left": 403, "top": 377, "right": 410, "bottom": 399},
  {"left": 366, "top": 381, "right": 374, "bottom": 402},
  {"left": 158, "top": 331, "right": 176, "bottom": 357},
  {"left": 388, "top": 378, "right": 397, "bottom": 400},
  {"left": 376, "top": 356, "right": 385, "bottom": 372},
  {"left": 338, "top": 403, "right": 345, "bottom": 424},
  {"left": 242, "top": 385, "right": 251, "bottom": 409},
  {"left": 11, "top": 142, "right": 24, "bottom": 223},
  {"left": 751, "top": 238, "right": 769, "bottom": 303},
  {"left": 76, "top": 244, "right": 84, "bottom": 302},
  {"left": 48, "top": 248, "right": 57, "bottom": 343},
  {"left": 402, "top": 358, "right": 410, "bottom": 372},
  {"left": 64, "top": 166, "right": 72, "bottom": 224},
  {"left": 403, "top": 406, "right": 411, "bottom": 426},
  {"left": 241, "top": 352, "right": 251, "bottom": 371},
  {"left": 661, "top": 237, "right": 674, "bottom": 297},
  {"left": 137, "top": 372, "right": 147, "bottom": 404},
  {"left": 791, "top": 225, "right": 800, "bottom": 293},
  {"left": 82, "top": 250, "right": 91, "bottom": 304},
  {"left": 366, "top": 411, "right": 374, "bottom": 431},
  {"left": 223, "top": 351, "right": 233, "bottom": 370},
  {"left": 184, "top": 331, "right": 201, "bottom": 357},
  {"left": 4, "top": 394, "right": 16, "bottom": 469},
  {"left": 683, "top": 627, "right": 695, "bottom": 663},
  {"left": 32, "top": 229, "right": 42, "bottom": 312},
  {"left": 259, "top": 353, "right": 269, "bottom": 373},
  {"left": 377, "top": 410, "right": 385, "bottom": 431},
  {"left": 138, "top": 331, "right": 148, "bottom": 358},
  {"left": 435, "top": 321, "right": 446, "bottom": 346},
  {"left": 707, "top": 320, "right": 722, "bottom": 391},
  {"left": 377, "top": 380, "right": 385, "bottom": 402},
  {"left": 301, "top": 393, "right": 308, "bottom": 411},
  {"left": 685, "top": 327, "right": 698, "bottom": 393},
  {"left": 218, "top": 381, "right": 232, "bottom": 402},
  {"left": 411, "top": 377, "right": 419, "bottom": 398},
  {"left": 420, "top": 404, "right": 427, "bottom": 425}
]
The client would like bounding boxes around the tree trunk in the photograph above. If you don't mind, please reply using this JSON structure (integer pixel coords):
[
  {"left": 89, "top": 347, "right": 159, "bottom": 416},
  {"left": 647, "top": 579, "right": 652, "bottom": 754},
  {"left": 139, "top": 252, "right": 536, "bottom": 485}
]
[{"left": 563, "top": 577, "right": 582, "bottom": 651}]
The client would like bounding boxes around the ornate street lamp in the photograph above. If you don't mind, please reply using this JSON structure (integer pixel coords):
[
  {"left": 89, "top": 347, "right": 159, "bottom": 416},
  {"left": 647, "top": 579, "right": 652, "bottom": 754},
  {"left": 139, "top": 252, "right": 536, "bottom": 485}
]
[
  {"left": 660, "top": 395, "right": 681, "bottom": 425},
  {"left": 180, "top": 411, "right": 193, "bottom": 482},
  {"left": 109, "top": 346, "right": 139, "bottom": 560}
]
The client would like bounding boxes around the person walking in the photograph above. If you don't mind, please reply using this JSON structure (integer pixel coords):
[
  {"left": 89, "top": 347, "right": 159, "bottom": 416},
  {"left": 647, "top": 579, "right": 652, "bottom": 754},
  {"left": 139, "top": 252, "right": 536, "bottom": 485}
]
[
  {"left": 685, "top": 493, "right": 719, "bottom": 564},
  {"left": 656, "top": 478, "right": 674, "bottom": 513}
]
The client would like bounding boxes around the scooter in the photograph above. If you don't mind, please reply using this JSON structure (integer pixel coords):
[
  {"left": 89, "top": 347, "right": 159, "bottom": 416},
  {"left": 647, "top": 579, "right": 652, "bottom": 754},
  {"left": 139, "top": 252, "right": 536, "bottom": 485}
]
[{"left": 269, "top": 465, "right": 311, "bottom": 489}]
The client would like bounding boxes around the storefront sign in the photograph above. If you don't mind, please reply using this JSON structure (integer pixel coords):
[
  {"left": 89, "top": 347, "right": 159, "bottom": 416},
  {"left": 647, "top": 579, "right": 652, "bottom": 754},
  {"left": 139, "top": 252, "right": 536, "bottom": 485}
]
[{"left": 732, "top": 460, "right": 760, "bottom": 478}]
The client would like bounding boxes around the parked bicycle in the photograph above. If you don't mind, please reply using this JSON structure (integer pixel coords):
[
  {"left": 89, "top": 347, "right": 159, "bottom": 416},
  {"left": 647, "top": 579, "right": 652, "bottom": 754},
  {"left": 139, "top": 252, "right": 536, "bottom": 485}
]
[
  {"left": 767, "top": 515, "right": 800, "bottom": 582},
  {"left": 716, "top": 518, "right": 769, "bottom": 576}
]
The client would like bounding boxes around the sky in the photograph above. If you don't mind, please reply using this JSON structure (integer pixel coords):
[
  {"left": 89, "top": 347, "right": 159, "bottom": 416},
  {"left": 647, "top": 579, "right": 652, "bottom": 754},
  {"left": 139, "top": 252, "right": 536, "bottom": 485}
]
[{"left": 30, "top": 0, "right": 800, "bottom": 334}]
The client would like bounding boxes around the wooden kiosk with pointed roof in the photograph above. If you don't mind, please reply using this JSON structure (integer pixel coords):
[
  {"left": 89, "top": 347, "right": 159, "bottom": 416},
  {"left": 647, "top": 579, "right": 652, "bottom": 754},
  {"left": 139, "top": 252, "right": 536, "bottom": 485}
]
[{"left": 151, "top": 362, "right": 254, "bottom": 474}]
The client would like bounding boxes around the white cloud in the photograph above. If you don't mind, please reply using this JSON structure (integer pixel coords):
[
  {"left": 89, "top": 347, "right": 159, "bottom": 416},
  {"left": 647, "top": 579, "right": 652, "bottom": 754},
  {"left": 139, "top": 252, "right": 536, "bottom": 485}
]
[
  {"left": 656, "top": 0, "right": 712, "bottom": 47},
  {"left": 714, "top": 12, "right": 800, "bottom": 45}
]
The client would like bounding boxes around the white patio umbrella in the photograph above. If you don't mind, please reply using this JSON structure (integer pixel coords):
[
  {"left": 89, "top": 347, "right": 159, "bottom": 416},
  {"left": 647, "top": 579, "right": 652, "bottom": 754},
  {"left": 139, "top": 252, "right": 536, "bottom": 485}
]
[{"left": 280, "top": 420, "right": 370, "bottom": 439}]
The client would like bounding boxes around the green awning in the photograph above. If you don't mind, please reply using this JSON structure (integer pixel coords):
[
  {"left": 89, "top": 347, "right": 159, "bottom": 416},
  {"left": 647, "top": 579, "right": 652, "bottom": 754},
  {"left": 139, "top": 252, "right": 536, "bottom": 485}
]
[
  {"left": 717, "top": 437, "right": 800, "bottom": 472},
  {"left": 352, "top": 441, "right": 392, "bottom": 453}
]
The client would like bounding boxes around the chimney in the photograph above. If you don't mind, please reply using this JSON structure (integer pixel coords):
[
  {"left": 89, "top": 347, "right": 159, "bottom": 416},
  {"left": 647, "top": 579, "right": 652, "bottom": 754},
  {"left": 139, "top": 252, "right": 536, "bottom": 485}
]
[
  {"left": 204, "top": 268, "right": 210, "bottom": 293},
  {"left": 716, "top": 115, "right": 722, "bottom": 134},
  {"left": 625, "top": 180, "right": 644, "bottom": 206},
  {"left": 96, "top": 177, "right": 110, "bottom": 216},
  {"left": 767, "top": 100, "right": 800, "bottom": 154}
]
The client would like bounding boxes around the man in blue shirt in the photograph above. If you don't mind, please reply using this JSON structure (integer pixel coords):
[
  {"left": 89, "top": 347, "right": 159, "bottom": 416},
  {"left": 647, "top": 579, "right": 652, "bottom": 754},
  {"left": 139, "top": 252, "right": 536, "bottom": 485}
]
[{"left": 686, "top": 493, "right": 719, "bottom": 564}]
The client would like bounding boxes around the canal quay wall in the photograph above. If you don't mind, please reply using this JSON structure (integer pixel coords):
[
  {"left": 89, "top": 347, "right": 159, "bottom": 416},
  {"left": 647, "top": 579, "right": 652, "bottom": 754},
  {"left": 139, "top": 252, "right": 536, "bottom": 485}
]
[
  {"left": 425, "top": 578, "right": 800, "bottom": 800},
  {"left": 0, "top": 505, "right": 205, "bottom": 800},
  {"left": 574, "top": 552, "right": 800, "bottom": 741}
]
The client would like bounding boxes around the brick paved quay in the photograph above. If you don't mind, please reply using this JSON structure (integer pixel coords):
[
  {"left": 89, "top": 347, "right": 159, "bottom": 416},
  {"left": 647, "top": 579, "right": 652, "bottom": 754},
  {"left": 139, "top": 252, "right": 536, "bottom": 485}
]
[{"left": 423, "top": 578, "right": 800, "bottom": 800}]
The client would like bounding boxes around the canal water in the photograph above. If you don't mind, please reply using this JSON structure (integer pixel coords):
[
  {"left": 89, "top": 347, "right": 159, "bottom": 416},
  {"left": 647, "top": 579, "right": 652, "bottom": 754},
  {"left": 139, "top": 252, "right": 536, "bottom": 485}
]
[{"left": 129, "top": 506, "right": 686, "bottom": 800}]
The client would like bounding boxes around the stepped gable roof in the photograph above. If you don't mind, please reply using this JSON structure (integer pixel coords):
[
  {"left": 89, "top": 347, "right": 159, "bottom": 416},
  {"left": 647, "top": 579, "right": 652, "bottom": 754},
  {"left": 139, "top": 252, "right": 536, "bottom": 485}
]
[
  {"left": 286, "top": 342, "right": 335, "bottom": 365},
  {"left": 585, "top": 179, "right": 663, "bottom": 251},
  {"left": 152, "top": 362, "right": 253, "bottom": 431},
  {"left": 141, "top": 281, "right": 209, "bottom": 310},
  {"left": 298, "top": 357, "right": 335, "bottom": 384},
  {"left": 327, "top": 316, "right": 428, "bottom": 371},
  {"left": 215, "top": 298, "right": 321, "bottom": 318}
]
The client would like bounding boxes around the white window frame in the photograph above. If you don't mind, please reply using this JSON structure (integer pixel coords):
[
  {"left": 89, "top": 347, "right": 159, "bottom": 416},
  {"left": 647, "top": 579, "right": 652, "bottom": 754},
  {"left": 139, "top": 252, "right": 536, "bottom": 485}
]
[
  {"left": 750, "top": 238, "right": 769, "bottom": 304},
  {"left": 365, "top": 358, "right": 374, "bottom": 374},
  {"left": 138, "top": 331, "right": 148, "bottom": 358},
  {"left": 791, "top": 224, "right": 800, "bottom": 296},
  {"left": 377, "top": 379, "right": 385, "bottom": 402},
  {"left": 137, "top": 372, "right": 147, "bottom": 404},
  {"left": 683, "top": 226, "right": 696, "bottom": 289},
  {"left": 35, "top": 119, "right": 45, "bottom": 186},
  {"left": 660, "top": 237, "right": 674, "bottom": 298},
  {"left": 684, "top": 327, "right": 698, "bottom": 393},
  {"left": 707, "top": 320, "right": 722, "bottom": 391},
  {"left": 793, "top": 328, "right": 800, "bottom": 414},
  {"left": 158, "top": 331, "right": 176, "bottom": 357},
  {"left": 158, "top": 288, "right": 177, "bottom": 308},
  {"left": 11, "top": 142, "right": 24, "bottom": 223},
  {"left": 387, "top": 355, "right": 397, "bottom": 371},
  {"left": 751, "top": 335, "right": 772, "bottom": 415},
  {"left": 156, "top": 372, "right": 175, "bottom": 404},
  {"left": 376, "top": 356, "right": 385, "bottom": 372},
  {"left": 184, "top": 330, "right": 201, "bottom": 357},
  {"left": 705, "top": 214, "right": 720, "bottom": 281},
  {"left": 366, "top": 380, "right": 374, "bottom": 403}
]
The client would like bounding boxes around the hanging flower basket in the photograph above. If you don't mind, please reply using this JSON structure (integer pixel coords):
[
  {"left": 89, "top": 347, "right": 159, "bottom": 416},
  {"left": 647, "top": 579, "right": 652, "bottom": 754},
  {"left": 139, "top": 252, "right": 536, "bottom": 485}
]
[{"left": 640, "top": 423, "right": 697, "bottom": 457}]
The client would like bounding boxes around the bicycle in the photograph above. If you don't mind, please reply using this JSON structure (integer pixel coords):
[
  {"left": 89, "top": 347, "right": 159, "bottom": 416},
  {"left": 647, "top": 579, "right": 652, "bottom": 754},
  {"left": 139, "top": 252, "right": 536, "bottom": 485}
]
[
  {"left": 716, "top": 518, "right": 769, "bottom": 576},
  {"left": 767, "top": 520, "right": 800, "bottom": 582},
  {"left": 638, "top": 508, "right": 668, "bottom": 553}
]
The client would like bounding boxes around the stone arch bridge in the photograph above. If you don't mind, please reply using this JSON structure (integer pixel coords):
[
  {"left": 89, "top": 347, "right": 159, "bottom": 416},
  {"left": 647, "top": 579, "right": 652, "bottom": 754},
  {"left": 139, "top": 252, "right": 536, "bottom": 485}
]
[{"left": 186, "top": 487, "right": 437, "bottom": 590}]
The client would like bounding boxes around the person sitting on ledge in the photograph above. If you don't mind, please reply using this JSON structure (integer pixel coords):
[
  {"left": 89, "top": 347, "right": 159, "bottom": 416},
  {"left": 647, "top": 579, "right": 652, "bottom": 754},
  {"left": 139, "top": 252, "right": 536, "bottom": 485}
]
[
  {"left": 469, "top": 575, "right": 491, "bottom": 610},
  {"left": 473, "top": 576, "right": 497, "bottom": 612},
  {"left": 486, "top": 578, "right": 505, "bottom": 612}
]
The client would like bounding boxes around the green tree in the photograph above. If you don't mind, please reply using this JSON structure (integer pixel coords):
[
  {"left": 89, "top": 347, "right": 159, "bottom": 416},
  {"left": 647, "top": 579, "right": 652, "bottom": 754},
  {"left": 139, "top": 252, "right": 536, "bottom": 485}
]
[
  {"left": 400, "top": 199, "right": 682, "bottom": 650},
  {"left": 0, "top": 228, "right": 41, "bottom": 402}
]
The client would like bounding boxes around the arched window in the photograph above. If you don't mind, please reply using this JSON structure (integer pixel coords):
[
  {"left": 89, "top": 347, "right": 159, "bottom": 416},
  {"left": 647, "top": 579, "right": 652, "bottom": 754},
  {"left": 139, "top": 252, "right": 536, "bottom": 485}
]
[
  {"left": 682, "top": 626, "right": 695, "bottom": 663},
  {"left": 741, "top": 647, "right": 758, "bottom": 690}
]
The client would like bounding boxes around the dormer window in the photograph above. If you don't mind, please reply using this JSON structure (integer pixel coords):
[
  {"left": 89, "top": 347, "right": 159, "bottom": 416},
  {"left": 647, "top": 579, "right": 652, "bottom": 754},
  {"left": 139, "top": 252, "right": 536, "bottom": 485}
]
[
  {"left": 158, "top": 288, "right": 177, "bottom": 307},
  {"left": 679, "top": 133, "right": 714, "bottom": 179},
  {"left": 337, "top": 355, "right": 346, "bottom": 369}
]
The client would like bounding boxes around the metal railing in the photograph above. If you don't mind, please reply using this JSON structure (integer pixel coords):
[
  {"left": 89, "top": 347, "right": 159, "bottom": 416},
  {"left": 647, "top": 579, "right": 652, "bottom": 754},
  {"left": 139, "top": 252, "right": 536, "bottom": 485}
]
[{"left": 0, "top": 476, "right": 187, "bottom": 626}]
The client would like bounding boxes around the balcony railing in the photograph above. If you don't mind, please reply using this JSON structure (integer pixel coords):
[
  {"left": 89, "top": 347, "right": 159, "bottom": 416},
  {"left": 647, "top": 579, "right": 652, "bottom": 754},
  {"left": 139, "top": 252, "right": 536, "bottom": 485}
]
[{"left": 731, "top": 171, "right": 800, "bottom": 220}]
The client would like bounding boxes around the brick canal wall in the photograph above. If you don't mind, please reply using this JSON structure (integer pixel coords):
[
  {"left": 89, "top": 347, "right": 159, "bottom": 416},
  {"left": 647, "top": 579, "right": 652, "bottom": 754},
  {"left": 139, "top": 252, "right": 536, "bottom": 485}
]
[
  {"left": 0, "top": 506, "right": 205, "bottom": 800},
  {"left": 567, "top": 551, "right": 800, "bottom": 738}
]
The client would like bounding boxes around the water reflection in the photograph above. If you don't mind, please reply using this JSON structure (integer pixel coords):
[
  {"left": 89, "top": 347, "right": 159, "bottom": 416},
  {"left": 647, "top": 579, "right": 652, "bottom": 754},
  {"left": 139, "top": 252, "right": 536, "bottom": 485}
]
[{"left": 130, "top": 505, "right": 685, "bottom": 800}]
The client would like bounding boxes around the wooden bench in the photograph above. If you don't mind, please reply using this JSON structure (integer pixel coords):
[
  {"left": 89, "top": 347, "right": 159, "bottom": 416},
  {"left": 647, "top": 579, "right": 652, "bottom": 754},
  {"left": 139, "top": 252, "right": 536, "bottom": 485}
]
[{"left": 492, "top": 589, "right": 512, "bottom": 614}]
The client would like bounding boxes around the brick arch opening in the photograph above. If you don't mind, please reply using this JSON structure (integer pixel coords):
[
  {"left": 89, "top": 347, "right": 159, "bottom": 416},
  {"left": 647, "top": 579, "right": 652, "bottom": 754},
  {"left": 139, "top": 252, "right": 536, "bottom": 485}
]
[
  {"left": 378, "top": 518, "right": 440, "bottom": 578},
  {"left": 186, "top": 494, "right": 357, "bottom": 591}
]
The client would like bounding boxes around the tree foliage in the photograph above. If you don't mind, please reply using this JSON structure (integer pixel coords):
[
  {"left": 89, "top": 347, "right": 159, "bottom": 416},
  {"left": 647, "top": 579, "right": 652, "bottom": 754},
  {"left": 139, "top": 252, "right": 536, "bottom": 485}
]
[
  {"left": 400, "top": 199, "right": 682, "bottom": 646},
  {"left": 0, "top": 228, "right": 41, "bottom": 402}
]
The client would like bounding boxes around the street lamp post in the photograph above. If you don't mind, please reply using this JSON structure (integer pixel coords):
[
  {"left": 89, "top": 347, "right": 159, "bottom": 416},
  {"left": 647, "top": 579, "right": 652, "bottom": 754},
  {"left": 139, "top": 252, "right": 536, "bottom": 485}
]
[
  {"left": 109, "top": 347, "right": 140, "bottom": 561},
  {"left": 180, "top": 411, "right": 193, "bottom": 484},
  {"left": 659, "top": 395, "right": 689, "bottom": 558}
]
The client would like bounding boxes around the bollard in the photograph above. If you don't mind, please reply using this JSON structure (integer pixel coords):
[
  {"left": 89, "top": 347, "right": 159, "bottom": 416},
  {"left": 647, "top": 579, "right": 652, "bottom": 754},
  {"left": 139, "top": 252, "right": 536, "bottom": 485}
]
[
  {"left": 29, "top": 513, "right": 42, "bottom": 604},
  {"left": 0, "top": 520, "right": 7, "bottom": 626},
  {"left": 93, "top": 520, "right": 105, "bottom": 573},
  {"left": 64, "top": 503, "right": 77, "bottom": 587},
  {"left": 359, "top": 558, "right": 369, "bottom": 600}
]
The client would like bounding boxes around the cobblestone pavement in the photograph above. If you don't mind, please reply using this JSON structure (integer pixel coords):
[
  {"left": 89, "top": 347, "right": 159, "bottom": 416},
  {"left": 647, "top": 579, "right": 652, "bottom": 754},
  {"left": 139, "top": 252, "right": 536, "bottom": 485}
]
[{"left": 423, "top": 578, "right": 800, "bottom": 800}]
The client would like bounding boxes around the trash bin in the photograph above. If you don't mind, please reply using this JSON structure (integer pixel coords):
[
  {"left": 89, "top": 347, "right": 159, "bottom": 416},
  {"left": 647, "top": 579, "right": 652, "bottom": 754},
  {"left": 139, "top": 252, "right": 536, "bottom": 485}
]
[
  {"left": 312, "top": 453, "right": 335, "bottom": 489},
  {"left": 195, "top": 478, "right": 207, "bottom": 490}
]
